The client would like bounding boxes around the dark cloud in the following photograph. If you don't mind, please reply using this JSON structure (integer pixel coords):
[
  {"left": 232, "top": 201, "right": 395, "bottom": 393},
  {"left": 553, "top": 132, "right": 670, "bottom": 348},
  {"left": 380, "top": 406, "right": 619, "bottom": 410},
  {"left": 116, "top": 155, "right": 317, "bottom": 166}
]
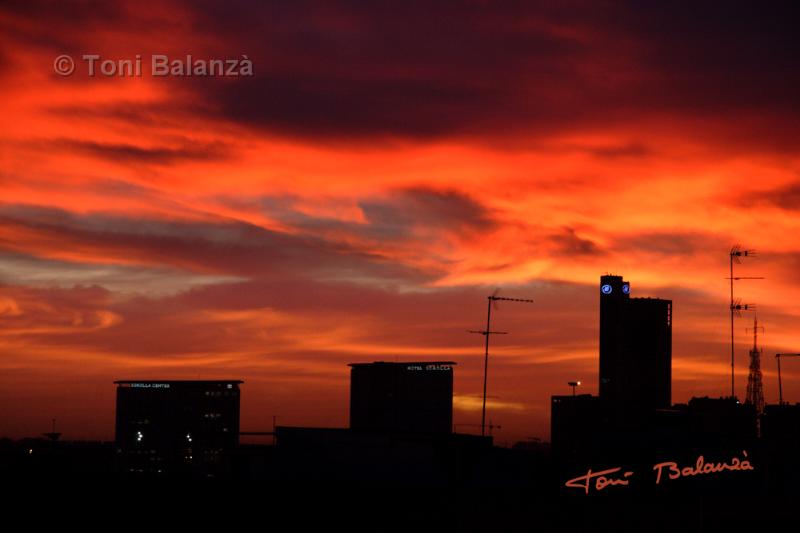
[
  {"left": 255, "top": 187, "right": 495, "bottom": 243},
  {"left": 618, "top": 1, "right": 799, "bottom": 108},
  {"left": 84, "top": 179, "right": 159, "bottom": 198},
  {"left": 0, "top": 250, "right": 240, "bottom": 294},
  {"left": 0, "top": 0, "right": 128, "bottom": 53},
  {"left": 48, "top": 138, "right": 231, "bottom": 165},
  {"left": 176, "top": 0, "right": 800, "bottom": 149},
  {"left": 623, "top": 231, "right": 722, "bottom": 257},
  {"left": 748, "top": 181, "right": 800, "bottom": 211},
  {"left": 546, "top": 227, "right": 602, "bottom": 257},
  {"left": 0, "top": 204, "right": 433, "bottom": 285},
  {"left": 358, "top": 188, "right": 496, "bottom": 239},
  {"left": 585, "top": 143, "right": 653, "bottom": 159},
  {"left": 46, "top": 101, "right": 200, "bottom": 130},
  {"left": 4, "top": 0, "right": 797, "bottom": 149},
  {"left": 179, "top": 1, "right": 599, "bottom": 141},
  {"left": 0, "top": 0, "right": 125, "bottom": 22}
]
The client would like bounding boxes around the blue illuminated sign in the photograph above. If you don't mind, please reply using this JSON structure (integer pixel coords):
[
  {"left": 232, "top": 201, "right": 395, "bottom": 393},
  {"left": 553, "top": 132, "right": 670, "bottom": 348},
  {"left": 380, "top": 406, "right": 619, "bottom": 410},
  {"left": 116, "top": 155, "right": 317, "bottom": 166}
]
[
  {"left": 622, "top": 284, "right": 630, "bottom": 295},
  {"left": 601, "top": 284, "right": 613, "bottom": 294}
]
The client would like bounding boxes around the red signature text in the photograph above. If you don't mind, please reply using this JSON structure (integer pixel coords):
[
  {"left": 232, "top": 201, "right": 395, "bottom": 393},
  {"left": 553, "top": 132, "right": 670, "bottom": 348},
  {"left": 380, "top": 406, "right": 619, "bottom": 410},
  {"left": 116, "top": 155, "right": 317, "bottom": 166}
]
[
  {"left": 565, "top": 451, "right": 754, "bottom": 494},
  {"left": 653, "top": 451, "right": 754, "bottom": 484},
  {"left": 564, "top": 467, "right": 635, "bottom": 494}
]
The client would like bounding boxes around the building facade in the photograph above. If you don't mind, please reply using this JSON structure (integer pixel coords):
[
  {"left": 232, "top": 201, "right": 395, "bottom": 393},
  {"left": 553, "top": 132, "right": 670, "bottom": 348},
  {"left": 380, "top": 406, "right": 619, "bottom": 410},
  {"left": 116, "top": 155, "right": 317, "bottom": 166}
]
[
  {"left": 349, "top": 361, "right": 455, "bottom": 434},
  {"left": 114, "top": 380, "right": 242, "bottom": 477},
  {"left": 599, "top": 275, "right": 672, "bottom": 418}
]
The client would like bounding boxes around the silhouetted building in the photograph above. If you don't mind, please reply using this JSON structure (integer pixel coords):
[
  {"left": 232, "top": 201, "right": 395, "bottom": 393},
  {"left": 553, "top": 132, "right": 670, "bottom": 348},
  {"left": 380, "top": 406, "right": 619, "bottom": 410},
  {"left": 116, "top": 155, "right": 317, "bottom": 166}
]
[
  {"left": 551, "top": 394, "right": 605, "bottom": 460},
  {"left": 114, "top": 380, "right": 242, "bottom": 477},
  {"left": 685, "top": 396, "right": 758, "bottom": 444},
  {"left": 269, "top": 425, "right": 492, "bottom": 486},
  {"left": 762, "top": 403, "right": 800, "bottom": 442},
  {"left": 0, "top": 438, "right": 116, "bottom": 480},
  {"left": 349, "top": 361, "right": 455, "bottom": 434},
  {"left": 762, "top": 403, "right": 800, "bottom": 495},
  {"left": 599, "top": 275, "right": 671, "bottom": 419}
]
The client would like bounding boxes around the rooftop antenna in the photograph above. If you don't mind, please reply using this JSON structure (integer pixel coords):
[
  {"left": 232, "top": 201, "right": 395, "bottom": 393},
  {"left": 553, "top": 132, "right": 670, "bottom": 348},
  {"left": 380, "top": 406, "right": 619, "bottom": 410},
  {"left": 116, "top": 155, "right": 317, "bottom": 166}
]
[
  {"left": 745, "top": 316, "right": 765, "bottom": 415},
  {"left": 727, "top": 245, "right": 763, "bottom": 398},
  {"left": 43, "top": 418, "right": 61, "bottom": 442},
  {"left": 468, "top": 288, "right": 533, "bottom": 436}
]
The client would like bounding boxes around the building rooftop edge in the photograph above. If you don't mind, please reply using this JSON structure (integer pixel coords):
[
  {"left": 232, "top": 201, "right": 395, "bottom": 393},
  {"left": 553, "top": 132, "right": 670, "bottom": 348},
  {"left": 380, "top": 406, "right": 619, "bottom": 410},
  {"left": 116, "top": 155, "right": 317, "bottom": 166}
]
[
  {"left": 347, "top": 361, "right": 457, "bottom": 367},
  {"left": 114, "top": 380, "right": 244, "bottom": 384}
]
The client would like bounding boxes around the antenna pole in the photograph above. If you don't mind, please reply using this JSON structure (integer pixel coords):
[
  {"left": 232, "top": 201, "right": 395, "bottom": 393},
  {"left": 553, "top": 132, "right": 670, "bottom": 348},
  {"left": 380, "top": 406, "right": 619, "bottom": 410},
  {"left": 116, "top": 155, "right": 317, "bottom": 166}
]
[
  {"left": 470, "top": 293, "right": 533, "bottom": 437},
  {"left": 728, "top": 246, "right": 762, "bottom": 399},
  {"left": 481, "top": 297, "right": 492, "bottom": 437},
  {"left": 730, "top": 252, "right": 735, "bottom": 397}
]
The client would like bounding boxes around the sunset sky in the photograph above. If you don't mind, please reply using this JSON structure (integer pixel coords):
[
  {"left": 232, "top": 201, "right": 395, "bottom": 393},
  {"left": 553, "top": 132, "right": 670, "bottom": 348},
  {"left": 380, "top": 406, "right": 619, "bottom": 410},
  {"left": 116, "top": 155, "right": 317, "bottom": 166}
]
[{"left": 1, "top": 1, "right": 799, "bottom": 445}]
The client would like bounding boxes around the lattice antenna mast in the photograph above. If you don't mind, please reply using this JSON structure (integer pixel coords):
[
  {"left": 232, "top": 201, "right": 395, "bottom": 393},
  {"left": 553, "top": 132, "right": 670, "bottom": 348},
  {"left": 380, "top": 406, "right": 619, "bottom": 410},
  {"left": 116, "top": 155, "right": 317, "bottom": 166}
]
[
  {"left": 745, "top": 316, "right": 765, "bottom": 414},
  {"left": 469, "top": 289, "right": 534, "bottom": 437},
  {"left": 728, "top": 245, "right": 764, "bottom": 398}
]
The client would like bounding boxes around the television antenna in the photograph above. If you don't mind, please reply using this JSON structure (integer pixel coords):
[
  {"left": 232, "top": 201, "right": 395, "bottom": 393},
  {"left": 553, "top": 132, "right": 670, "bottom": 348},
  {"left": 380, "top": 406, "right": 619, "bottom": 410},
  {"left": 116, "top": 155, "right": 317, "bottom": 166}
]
[
  {"left": 727, "top": 245, "right": 764, "bottom": 398},
  {"left": 469, "top": 288, "right": 533, "bottom": 436}
]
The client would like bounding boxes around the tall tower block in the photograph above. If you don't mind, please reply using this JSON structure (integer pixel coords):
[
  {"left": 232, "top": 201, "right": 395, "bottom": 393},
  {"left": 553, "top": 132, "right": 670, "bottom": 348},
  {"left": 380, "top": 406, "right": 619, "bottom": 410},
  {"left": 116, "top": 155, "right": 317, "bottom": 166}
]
[{"left": 599, "top": 275, "right": 672, "bottom": 417}]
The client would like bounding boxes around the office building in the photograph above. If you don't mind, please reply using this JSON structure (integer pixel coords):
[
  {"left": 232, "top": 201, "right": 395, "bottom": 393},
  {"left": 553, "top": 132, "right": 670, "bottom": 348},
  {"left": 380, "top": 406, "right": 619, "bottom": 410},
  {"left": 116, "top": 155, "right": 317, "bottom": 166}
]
[
  {"left": 114, "top": 380, "right": 242, "bottom": 476},
  {"left": 349, "top": 361, "right": 455, "bottom": 434},
  {"left": 550, "top": 394, "right": 604, "bottom": 460},
  {"left": 599, "top": 275, "right": 672, "bottom": 416}
]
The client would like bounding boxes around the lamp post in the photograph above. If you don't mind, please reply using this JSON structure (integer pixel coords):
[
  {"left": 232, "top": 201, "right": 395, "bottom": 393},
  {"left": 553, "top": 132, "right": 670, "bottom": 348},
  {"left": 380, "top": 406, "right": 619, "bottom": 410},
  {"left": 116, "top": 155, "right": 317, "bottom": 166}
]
[{"left": 568, "top": 381, "right": 581, "bottom": 397}]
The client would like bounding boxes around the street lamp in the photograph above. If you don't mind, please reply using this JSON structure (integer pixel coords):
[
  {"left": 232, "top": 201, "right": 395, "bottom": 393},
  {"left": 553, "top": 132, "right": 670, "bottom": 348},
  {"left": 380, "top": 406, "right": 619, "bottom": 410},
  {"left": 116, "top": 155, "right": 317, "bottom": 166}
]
[{"left": 568, "top": 381, "right": 581, "bottom": 396}]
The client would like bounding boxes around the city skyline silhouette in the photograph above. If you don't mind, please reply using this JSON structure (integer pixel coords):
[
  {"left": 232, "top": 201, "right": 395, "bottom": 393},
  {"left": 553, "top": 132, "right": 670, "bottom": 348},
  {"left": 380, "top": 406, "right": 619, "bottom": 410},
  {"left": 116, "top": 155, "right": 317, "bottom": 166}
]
[
  {"left": 3, "top": 266, "right": 797, "bottom": 445},
  {"left": 5, "top": 271, "right": 798, "bottom": 443}
]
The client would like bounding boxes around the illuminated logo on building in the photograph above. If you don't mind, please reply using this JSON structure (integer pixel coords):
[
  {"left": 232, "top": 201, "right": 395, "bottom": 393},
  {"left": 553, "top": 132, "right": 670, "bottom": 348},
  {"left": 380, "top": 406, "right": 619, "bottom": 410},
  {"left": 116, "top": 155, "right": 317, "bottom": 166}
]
[
  {"left": 622, "top": 284, "right": 630, "bottom": 295},
  {"left": 601, "top": 284, "right": 613, "bottom": 294}
]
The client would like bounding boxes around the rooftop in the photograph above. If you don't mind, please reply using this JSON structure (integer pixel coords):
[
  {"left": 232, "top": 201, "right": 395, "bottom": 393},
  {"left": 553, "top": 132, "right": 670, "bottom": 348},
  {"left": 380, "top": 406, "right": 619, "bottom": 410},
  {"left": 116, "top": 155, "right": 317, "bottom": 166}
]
[
  {"left": 348, "top": 361, "right": 456, "bottom": 367},
  {"left": 114, "top": 380, "right": 244, "bottom": 385}
]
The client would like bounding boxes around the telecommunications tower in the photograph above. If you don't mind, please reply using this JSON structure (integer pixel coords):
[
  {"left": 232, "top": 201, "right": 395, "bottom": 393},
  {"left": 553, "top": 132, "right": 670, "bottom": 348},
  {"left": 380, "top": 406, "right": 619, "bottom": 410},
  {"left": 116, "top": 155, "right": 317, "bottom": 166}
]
[{"left": 745, "top": 316, "right": 765, "bottom": 414}]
